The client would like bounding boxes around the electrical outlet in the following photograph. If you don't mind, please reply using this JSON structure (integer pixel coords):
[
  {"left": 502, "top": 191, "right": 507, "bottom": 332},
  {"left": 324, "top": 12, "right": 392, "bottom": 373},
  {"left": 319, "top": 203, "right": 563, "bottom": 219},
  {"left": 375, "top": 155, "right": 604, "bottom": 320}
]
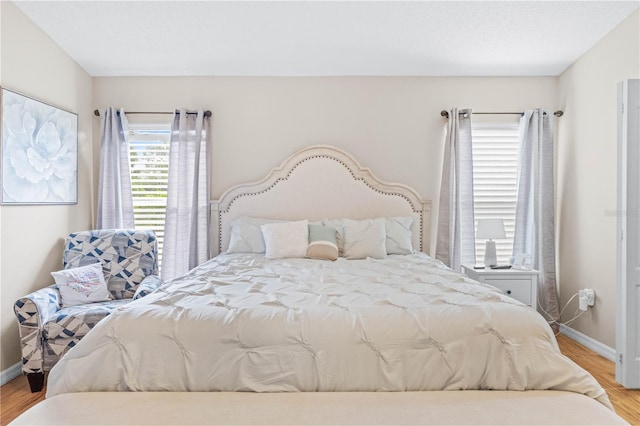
[{"left": 579, "top": 289, "right": 596, "bottom": 311}]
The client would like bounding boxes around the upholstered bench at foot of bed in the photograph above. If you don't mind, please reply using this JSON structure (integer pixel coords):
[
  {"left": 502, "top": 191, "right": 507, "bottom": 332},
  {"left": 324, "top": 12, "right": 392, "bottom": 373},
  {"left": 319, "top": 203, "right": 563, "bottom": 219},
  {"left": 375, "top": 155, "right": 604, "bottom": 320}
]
[{"left": 9, "top": 391, "right": 628, "bottom": 426}]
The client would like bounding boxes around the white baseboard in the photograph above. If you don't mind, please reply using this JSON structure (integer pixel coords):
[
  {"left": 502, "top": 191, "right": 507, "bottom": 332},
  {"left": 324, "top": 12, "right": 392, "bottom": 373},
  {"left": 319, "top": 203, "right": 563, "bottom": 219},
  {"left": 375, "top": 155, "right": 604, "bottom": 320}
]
[
  {"left": 0, "top": 362, "right": 22, "bottom": 386},
  {"left": 559, "top": 324, "right": 616, "bottom": 362}
]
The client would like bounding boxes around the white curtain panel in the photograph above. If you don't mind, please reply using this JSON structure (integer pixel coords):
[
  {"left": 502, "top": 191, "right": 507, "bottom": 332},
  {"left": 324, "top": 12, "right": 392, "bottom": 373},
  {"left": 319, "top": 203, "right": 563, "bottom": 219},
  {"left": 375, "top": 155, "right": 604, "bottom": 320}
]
[
  {"left": 513, "top": 109, "right": 560, "bottom": 324},
  {"left": 96, "top": 107, "right": 134, "bottom": 229},
  {"left": 436, "top": 108, "right": 476, "bottom": 272},
  {"left": 162, "top": 109, "right": 210, "bottom": 281}
]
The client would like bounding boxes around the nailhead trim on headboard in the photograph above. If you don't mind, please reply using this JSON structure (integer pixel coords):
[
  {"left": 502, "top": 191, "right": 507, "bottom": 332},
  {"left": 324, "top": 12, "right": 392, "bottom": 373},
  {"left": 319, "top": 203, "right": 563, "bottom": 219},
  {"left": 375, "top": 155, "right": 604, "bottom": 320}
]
[
  {"left": 222, "top": 155, "right": 421, "bottom": 214},
  {"left": 214, "top": 146, "right": 429, "bottom": 255}
]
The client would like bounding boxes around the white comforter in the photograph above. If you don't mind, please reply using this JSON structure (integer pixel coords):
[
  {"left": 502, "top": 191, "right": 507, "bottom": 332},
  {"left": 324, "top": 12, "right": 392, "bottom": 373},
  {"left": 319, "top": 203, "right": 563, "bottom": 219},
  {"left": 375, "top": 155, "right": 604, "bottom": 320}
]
[{"left": 46, "top": 253, "right": 611, "bottom": 407}]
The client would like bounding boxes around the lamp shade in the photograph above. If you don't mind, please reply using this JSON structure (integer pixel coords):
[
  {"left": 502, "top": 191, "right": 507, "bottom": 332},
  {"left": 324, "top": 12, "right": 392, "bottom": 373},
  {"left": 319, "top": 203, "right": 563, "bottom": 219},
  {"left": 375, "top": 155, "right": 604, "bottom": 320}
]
[{"left": 476, "top": 218, "right": 506, "bottom": 239}]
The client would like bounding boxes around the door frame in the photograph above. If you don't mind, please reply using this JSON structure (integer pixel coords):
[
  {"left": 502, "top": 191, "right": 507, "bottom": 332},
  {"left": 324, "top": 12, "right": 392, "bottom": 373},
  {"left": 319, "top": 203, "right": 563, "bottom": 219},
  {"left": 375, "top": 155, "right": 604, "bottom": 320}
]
[{"left": 616, "top": 78, "right": 640, "bottom": 389}]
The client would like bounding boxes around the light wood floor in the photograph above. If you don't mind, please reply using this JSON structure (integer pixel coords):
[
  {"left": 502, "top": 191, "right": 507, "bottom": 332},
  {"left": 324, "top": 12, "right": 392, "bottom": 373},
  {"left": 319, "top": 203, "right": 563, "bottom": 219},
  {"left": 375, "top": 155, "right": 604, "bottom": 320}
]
[
  {"left": 0, "top": 374, "right": 46, "bottom": 426},
  {"left": 0, "top": 334, "right": 638, "bottom": 425},
  {"left": 555, "top": 334, "right": 640, "bottom": 425}
]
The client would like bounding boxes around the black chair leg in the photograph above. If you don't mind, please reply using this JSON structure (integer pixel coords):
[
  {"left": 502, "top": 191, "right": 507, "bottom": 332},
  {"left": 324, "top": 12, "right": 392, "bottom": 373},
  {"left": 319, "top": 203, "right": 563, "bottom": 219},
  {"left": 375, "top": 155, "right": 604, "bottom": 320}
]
[{"left": 27, "top": 372, "right": 44, "bottom": 392}]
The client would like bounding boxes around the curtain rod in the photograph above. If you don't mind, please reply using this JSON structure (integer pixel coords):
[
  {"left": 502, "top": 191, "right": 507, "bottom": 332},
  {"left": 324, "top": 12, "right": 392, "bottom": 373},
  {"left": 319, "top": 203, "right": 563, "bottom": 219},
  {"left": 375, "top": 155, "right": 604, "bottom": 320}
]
[
  {"left": 93, "top": 109, "right": 212, "bottom": 118},
  {"left": 440, "top": 110, "right": 563, "bottom": 118}
]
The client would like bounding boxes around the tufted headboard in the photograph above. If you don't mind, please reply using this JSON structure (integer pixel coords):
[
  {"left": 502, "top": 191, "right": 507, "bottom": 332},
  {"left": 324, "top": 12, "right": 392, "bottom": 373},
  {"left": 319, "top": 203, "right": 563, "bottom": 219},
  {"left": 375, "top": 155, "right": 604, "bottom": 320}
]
[{"left": 210, "top": 145, "right": 431, "bottom": 257}]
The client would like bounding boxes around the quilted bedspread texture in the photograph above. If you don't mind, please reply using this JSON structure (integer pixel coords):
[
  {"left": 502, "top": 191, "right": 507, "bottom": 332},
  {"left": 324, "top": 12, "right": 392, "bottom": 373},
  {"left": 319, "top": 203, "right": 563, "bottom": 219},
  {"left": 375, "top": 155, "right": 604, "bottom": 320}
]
[{"left": 46, "top": 253, "right": 611, "bottom": 408}]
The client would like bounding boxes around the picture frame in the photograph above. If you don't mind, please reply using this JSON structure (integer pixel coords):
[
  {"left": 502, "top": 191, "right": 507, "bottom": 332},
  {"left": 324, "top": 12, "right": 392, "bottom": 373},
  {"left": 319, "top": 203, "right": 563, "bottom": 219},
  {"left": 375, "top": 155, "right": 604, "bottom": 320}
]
[{"left": 1, "top": 88, "right": 78, "bottom": 205}]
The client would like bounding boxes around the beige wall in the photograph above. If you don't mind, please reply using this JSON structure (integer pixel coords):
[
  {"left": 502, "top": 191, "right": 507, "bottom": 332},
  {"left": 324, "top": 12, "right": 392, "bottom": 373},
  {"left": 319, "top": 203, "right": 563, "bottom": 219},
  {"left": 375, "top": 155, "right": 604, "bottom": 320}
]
[
  {"left": 557, "top": 10, "right": 640, "bottom": 347},
  {"left": 0, "top": 2, "right": 93, "bottom": 371},
  {"left": 93, "top": 76, "right": 556, "bottom": 203}
]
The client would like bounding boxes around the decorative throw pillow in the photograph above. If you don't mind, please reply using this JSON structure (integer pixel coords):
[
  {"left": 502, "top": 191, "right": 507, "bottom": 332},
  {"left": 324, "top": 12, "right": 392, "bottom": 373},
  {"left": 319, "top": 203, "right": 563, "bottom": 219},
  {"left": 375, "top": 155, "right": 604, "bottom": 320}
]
[
  {"left": 322, "top": 219, "right": 346, "bottom": 256},
  {"left": 52, "top": 263, "right": 112, "bottom": 307},
  {"left": 385, "top": 216, "right": 414, "bottom": 255},
  {"left": 342, "top": 218, "right": 387, "bottom": 260},
  {"left": 227, "top": 217, "right": 282, "bottom": 254},
  {"left": 307, "top": 224, "right": 339, "bottom": 261},
  {"left": 261, "top": 220, "right": 309, "bottom": 259}
]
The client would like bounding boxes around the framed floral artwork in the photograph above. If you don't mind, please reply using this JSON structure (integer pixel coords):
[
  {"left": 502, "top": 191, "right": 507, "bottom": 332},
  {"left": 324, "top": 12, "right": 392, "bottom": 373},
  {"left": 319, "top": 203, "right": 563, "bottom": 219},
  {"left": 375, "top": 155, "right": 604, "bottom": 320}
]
[{"left": 1, "top": 88, "right": 78, "bottom": 204}]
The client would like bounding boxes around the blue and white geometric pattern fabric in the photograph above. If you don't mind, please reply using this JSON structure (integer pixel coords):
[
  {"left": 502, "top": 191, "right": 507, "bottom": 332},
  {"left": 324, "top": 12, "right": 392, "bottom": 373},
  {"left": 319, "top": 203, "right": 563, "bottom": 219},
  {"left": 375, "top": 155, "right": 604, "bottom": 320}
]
[
  {"left": 132, "top": 275, "right": 163, "bottom": 300},
  {"left": 63, "top": 229, "right": 158, "bottom": 299},
  {"left": 14, "top": 229, "right": 160, "bottom": 376},
  {"left": 42, "top": 299, "right": 129, "bottom": 370},
  {"left": 43, "top": 299, "right": 129, "bottom": 340},
  {"left": 14, "top": 286, "right": 60, "bottom": 326},
  {"left": 14, "top": 286, "right": 60, "bottom": 374}
]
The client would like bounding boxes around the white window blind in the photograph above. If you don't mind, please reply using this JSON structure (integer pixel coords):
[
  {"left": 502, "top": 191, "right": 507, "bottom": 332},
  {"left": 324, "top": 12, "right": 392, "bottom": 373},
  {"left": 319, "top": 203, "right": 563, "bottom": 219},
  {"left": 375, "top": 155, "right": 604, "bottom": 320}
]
[
  {"left": 128, "top": 125, "right": 170, "bottom": 266},
  {"left": 472, "top": 123, "right": 520, "bottom": 265}
]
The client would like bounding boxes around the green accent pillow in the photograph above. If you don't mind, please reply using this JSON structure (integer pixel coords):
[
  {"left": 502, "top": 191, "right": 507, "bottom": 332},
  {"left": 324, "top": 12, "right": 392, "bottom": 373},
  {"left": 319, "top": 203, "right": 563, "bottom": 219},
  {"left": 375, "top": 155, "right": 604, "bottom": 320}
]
[{"left": 307, "top": 225, "right": 339, "bottom": 261}]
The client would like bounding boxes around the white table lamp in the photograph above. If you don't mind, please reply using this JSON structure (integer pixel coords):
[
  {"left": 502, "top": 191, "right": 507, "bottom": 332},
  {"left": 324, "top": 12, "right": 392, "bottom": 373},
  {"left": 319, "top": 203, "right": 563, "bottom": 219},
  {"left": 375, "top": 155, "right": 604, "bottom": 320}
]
[{"left": 476, "top": 218, "right": 506, "bottom": 267}]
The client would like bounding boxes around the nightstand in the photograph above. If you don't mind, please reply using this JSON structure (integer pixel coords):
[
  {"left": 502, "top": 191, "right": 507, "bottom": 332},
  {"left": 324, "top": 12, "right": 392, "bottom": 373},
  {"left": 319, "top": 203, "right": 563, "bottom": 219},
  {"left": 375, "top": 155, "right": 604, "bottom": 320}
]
[{"left": 461, "top": 265, "right": 539, "bottom": 308}]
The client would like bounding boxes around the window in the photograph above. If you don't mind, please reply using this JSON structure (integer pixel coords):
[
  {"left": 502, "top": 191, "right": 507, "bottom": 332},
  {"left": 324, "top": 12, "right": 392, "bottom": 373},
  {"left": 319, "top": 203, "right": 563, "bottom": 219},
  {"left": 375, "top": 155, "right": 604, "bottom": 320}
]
[
  {"left": 472, "top": 123, "right": 519, "bottom": 265},
  {"left": 128, "top": 124, "right": 171, "bottom": 266}
]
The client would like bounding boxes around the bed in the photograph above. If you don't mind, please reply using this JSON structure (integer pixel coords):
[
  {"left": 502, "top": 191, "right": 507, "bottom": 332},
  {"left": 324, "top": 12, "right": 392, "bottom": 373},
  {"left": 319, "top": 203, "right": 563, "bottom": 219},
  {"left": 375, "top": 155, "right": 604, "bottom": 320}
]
[{"left": 11, "top": 145, "right": 627, "bottom": 425}]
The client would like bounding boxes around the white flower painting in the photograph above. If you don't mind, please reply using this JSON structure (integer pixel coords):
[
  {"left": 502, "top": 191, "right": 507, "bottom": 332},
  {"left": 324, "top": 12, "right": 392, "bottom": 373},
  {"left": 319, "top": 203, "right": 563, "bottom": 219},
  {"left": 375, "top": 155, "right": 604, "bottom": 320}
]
[{"left": 2, "top": 89, "right": 77, "bottom": 204}]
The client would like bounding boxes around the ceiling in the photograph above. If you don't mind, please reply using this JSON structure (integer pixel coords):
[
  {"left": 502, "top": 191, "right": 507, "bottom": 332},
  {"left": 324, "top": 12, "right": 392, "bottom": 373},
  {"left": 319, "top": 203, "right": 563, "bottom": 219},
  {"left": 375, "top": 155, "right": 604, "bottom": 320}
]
[{"left": 13, "top": 0, "right": 640, "bottom": 77}]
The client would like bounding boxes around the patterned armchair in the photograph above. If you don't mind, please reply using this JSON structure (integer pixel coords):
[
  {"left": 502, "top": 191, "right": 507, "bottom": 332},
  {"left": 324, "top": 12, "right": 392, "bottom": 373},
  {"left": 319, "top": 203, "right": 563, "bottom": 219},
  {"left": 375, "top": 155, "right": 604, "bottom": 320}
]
[{"left": 14, "top": 229, "right": 162, "bottom": 392}]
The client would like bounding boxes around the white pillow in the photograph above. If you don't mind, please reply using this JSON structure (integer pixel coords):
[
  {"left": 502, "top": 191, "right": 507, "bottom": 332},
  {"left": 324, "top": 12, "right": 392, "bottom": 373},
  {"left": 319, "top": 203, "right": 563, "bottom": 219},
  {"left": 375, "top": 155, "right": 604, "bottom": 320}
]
[
  {"left": 227, "top": 217, "right": 282, "bottom": 254},
  {"left": 342, "top": 218, "right": 387, "bottom": 260},
  {"left": 322, "top": 219, "right": 345, "bottom": 256},
  {"left": 52, "top": 263, "right": 112, "bottom": 307},
  {"left": 385, "top": 216, "right": 414, "bottom": 255},
  {"left": 261, "top": 220, "right": 309, "bottom": 259}
]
